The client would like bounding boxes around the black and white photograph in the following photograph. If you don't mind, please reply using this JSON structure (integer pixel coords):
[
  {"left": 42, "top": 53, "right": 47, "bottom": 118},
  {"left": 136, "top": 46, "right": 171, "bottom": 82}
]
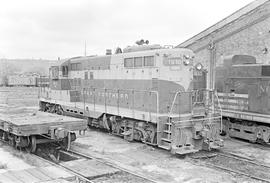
[{"left": 0, "top": 0, "right": 269, "bottom": 182}]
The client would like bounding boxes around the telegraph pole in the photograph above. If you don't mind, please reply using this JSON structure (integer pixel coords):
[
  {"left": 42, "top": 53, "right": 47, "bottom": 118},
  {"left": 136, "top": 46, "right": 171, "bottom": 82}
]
[
  {"left": 84, "top": 41, "right": 87, "bottom": 56},
  {"left": 208, "top": 40, "right": 216, "bottom": 90}
]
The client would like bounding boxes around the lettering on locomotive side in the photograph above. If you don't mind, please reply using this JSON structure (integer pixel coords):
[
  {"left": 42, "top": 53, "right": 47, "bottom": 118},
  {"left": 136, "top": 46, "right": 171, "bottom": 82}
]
[
  {"left": 259, "top": 84, "right": 269, "bottom": 94},
  {"left": 83, "top": 90, "right": 129, "bottom": 100}
]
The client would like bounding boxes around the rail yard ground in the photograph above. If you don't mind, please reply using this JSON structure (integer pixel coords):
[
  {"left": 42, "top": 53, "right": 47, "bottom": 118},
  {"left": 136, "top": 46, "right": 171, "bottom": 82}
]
[
  {"left": 1, "top": 87, "right": 270, "bottom": 183},
  {"left": 0, "top": 141, "right": 77, "bottom": 183}
]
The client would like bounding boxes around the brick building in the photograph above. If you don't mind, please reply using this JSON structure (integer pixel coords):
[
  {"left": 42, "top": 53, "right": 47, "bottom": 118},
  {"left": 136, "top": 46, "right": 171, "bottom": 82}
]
[{"left": 177, "top": 0, "right": 270, "bottom": 88}]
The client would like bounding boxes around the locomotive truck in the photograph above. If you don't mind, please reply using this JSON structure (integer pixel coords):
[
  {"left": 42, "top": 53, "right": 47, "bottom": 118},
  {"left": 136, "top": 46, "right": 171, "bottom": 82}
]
[
  {"left": 216, "top": 55, "right": 270, "bottom": 144},
  {"left": 39, "top": 44, "right": 223, "bottom": 154}
]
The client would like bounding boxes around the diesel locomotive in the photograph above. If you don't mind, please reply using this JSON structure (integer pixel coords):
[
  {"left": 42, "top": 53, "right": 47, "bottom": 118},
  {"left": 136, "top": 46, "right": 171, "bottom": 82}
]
[
  {"left": 216, "top": 55, "right": 270, "bottom": 144},
  {"left": 39, "top": 44, "right": 223, "bottom": 154}
]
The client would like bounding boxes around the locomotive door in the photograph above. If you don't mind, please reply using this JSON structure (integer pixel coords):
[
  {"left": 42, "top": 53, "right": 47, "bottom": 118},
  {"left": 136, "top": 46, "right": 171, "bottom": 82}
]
[
  {"left": 193, "top": 70, "right": 206, "bottom": 90},
  {"left": 151, "top": 78, "right": 158, "bottom": 90}
]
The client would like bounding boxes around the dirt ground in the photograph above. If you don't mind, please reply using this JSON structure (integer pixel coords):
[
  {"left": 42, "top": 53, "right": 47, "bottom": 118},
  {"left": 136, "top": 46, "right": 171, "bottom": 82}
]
[
  {"left": 0, "top": 87, "right": 39, "bottom": 115},
  {"left": 0, "top": 141, "right": 52, "bottom": 173},
  {"left": 73, "top": 129, "right": 268, "bottom": 183}
]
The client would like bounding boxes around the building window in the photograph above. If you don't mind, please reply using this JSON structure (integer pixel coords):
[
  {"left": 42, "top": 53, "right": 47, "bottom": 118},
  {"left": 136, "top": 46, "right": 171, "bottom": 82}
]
[
  {"left": 134, "top": 57, "right": 143, "bottom": 67},
  {"left": 84, "top": 72, "right": 88, "bottom": 80},
  {"left": 90, "top": 72, "right": 94, "bottom": 80},
  {"left": 144, "top": 56, "right": 155, "bottom": 67},
  {"left": 71, "top": 63, "right": 82, "bottom": 71},
  {"left": 124, "top": 58, "right": 134, "bottom": 67}
]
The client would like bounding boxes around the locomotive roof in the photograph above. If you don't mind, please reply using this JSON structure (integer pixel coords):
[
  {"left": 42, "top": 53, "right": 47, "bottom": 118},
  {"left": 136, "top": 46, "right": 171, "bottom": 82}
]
[
  {"left": 58, "top": 47, "right": 193, "bottom": 67},
  {"left": 222, "top": 55, "right": 256, "bottom": 67}
]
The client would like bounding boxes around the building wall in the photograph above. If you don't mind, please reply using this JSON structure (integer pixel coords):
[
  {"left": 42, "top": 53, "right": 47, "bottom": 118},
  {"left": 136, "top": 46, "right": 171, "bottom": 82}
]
[{"left": 177, "top": 0, "right": 270, "bottom": 88}]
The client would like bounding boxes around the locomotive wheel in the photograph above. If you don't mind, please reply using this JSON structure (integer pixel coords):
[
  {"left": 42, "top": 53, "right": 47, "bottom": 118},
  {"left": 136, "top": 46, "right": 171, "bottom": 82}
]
[
  {"left": 2, "top": 132, "right": 9, "bottom": 141},
  {"left": 26, "top": 136, "right": 37, "bottom": 153},
  {"left": 0, "top": 130, "right": 3, "bottom": 139},
  {"left": 61, "top": 132, "right": 76, "bottom": 150},
  {"left": 61, "top": 136, "right": 69, "bottom": 150},
  {"left": 8, "top": 135, "right": 16, "bottom": 147}
]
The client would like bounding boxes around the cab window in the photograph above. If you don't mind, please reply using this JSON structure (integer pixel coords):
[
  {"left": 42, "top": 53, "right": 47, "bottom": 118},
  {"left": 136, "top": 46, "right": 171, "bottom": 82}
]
[
  {"left": 144, "top": 56, "right": 154, "bottom": 66},
  {"left": 134, "top": 57, "right": 143, "bottom": 67},
  {"left": 124, "top": 58, "right": 134, "bottom": 67}
]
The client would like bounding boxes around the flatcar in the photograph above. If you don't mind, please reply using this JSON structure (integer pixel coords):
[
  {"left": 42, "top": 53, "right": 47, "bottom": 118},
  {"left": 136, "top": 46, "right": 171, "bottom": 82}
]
[
  {"left": 0, "top": 111, "right": 87, "bottom": 152},
  {"left": 39, "top": 44, "right": 223, "bottom": 154},
  {"left": 216, "top": 55, "right": 270, "bottom": 144}
]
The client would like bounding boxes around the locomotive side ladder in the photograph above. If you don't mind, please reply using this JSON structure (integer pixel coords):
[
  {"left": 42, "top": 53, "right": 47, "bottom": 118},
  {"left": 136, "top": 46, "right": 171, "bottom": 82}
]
[{"left": 159, "top": 119, "right": 172, "bottom": 150}]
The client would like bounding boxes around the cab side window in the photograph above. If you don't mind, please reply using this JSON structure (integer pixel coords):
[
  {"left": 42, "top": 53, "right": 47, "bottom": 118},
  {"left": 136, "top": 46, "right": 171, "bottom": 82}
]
[
  {"left": 134, "top": 57, "right": 143, "bottom": 67},
  {"left": 124, "top": 56, "right": 155, "bottom": 68},
  {"left": 124, "top": 58, "right": 134, "bottom": 68},
  {"left": 144, "top": 56, "right": 154, "bottom": 67}
]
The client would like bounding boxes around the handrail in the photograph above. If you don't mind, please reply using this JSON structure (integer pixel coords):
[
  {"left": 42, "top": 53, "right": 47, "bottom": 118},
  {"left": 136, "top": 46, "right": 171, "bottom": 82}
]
[
  {"left": 168, "top": 89, "right": 223, "bottom": 125},
  {"left": 168, "top": 91, "right": 182, "bottom": 120},
  {"left": 173, "top": 116, "right": 222, "bottom": 126}
]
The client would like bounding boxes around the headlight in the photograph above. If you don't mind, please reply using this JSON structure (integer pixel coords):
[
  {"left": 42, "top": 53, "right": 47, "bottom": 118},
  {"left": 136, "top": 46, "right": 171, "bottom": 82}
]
[
  {"left": 183, "top": 55, "right": 190, "bottom": 59},
  {"left": 195, "top": 63, "right": 203, "bottom": 70},
  {"left": 183, "top": 60, "right": 190, "bottom": 66}
]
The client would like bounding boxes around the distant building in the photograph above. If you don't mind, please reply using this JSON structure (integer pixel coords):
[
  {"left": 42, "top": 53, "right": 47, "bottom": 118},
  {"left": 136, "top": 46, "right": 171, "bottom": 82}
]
[
  {"left": 0, "top": 77, "right": 4, "bottom": 86},
  {"left": 7, "top": 72, "right": 40, "bottom": 87},
  {"left": 177, "top": 0, "right": 270, "bottom": 88}
]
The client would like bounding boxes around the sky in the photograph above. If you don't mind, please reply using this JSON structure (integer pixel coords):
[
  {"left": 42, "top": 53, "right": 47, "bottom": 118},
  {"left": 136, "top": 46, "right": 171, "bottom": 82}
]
[{"left": 0, "top": 0, "right": 255, "bottom": 60}]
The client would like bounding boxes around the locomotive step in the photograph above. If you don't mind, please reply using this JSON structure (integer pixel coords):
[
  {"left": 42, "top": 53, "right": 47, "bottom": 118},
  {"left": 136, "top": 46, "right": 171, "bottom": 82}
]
[
  {"left": 192, "top": 114, "right": 206, "bottom": 118},
  {"left": 159, "top": 145, "right": 171, "bottom": 150},
  {"left": 163, "top": 130, "right": 171, "bottom": 134},
  {"left": 174, "top": 148, "right": 199, "bottom": 155},
  {"left": 161, "top": 138, "right": 172, "bottom": 142}
]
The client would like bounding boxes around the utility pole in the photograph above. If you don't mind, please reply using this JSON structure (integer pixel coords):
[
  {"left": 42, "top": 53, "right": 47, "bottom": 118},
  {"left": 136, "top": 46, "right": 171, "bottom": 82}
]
[
  {"left": 208, "top": 40, "right": 216, "bottom": 91},
  {"left": 84, "top": 41, "right": 87, "bottom": 56}
]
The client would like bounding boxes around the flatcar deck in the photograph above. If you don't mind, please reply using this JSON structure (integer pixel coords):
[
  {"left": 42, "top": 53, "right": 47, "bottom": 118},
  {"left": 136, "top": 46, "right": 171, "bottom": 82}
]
[{"left": 0, "top": 111, "right": 87, "bottom": 136}]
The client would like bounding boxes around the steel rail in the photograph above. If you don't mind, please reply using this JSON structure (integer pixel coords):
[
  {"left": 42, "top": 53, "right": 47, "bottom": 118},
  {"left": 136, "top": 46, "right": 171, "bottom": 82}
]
[
  {"left": 218, "top": 152, "right": 270, "bottom": 169},
  {"left": 190, "top": 150, "right": 270, "bottom": 183}
]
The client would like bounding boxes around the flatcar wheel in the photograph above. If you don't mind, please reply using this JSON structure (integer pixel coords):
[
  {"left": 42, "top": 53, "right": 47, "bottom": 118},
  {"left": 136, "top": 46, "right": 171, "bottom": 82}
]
[
  {"left": 61, "top": 137, "right": 69, "bottom": 150},
  {"left": 0, "top": 130, "right": 3, "bottom": 139},
  {"left": 8, "top": 136, "right": 16, "bottom": 147},
  {"left": 26, "top": 136, "right": 37, "bottom": 153}
]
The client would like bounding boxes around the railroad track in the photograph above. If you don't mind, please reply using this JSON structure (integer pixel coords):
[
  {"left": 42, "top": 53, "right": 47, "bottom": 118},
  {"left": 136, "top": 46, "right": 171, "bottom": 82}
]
[
  {"left": 62, "top": 149, "right": 159, "bottom": 183},
  {"left": 31, "top": 152, "right": 94, "bottom": 183},
  {"left": 189, "top": 151, "right": 270, "bottom": 183},
  {"left": 33, "top": 143, "right": 159, "bottom": 183},
  {"left": 0, "top": 137, "right": 159, "bottom": 183}
]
